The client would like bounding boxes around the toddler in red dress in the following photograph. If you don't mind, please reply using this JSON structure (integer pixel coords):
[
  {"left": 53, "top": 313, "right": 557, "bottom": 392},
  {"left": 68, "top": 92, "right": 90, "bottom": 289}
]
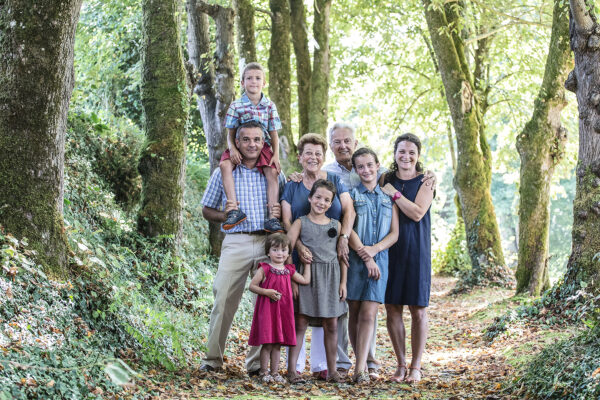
[{"left": 248, "top": 233, "right": 310, "bottom": 383}]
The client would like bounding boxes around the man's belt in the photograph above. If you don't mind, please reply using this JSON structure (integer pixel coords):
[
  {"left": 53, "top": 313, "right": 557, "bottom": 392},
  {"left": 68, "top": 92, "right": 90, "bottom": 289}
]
[{"left": 228, "top": 230, "right": 269, "bottom": 235}]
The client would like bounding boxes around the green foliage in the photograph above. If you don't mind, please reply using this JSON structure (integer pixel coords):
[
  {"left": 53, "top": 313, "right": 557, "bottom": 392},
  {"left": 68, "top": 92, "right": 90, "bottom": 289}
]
[
  {"left": 433, "top": 218, "right": 471, "bottom": 276},
  {"left": 73, "top": 0, "right": 143, "bottom": 126},
  {"left": 1, "top": 109, "right": 215, "bottom": 396},
  {"left": 511, "top": 325, "right": 600, "bottom": 399},
  {"left": 68, "top": 112, "right": 143, "bottom": 208}
]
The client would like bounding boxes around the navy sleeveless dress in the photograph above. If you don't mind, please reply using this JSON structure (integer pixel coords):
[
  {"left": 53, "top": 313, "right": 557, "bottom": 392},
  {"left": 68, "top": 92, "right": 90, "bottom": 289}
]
[{"left": 384, "top": 174, "right": 431, "bottom": 307}]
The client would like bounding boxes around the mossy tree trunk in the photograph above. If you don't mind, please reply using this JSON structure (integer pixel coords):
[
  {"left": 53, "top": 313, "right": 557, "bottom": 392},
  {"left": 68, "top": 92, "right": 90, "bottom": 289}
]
[
  {"left": 308, "top": 0, "right": 332, "bottom": 136},
  {"left": 268, "top": 0, "right": 294, "bottom": 164},
  {"left": 233, "top": 0, "right": 256, "bottom": 66},
  {"left": 186, "top": 0, "right": 235, "bottom": 255},
  {"left": 290, "top": 0, "right": 311, "bottom": 138},
  {"left": 423, "top": 0, "right": 512, "bottom": 288},
  {"left": 563, "top": 0, "right": 600, "bottom": 294},
  {"left": 0, "top": 0, "right": 82, "bottom": 276},
  {"left": 515, "top": 0, "right": 571, "bottom": 296},
  {"left": 138, "top": 0, "right": 189, "bottom": 247}
]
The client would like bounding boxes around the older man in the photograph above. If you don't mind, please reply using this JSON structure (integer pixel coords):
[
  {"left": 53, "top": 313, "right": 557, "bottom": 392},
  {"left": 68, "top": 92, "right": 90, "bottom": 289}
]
[
  {"left": 200, "top": 120, "right": 284, "bottom": 375},
  {"left": 322, "top": 122, "right": 383, "bottom": 378}
]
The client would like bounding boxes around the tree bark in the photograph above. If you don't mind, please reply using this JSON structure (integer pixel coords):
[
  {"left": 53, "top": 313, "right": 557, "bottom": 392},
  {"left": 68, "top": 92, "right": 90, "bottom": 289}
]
[
  {"left": 290, "top": 0, "right": 311, "bottom": 138},
  {"left": 423, "top": 0, "right": 512, "bottom": 288},
  {"left": 138, "top": 0, "right": 189, "bottom": 246},
  {"left": 515, "top": 0, "right": 571, "bottom": 296},
  {"left": 268, "top": 0, "right": 294, "bottom": 162},
  {"left": 308, "top": 0, "right": 332, "bottom": 136},
  {"left": 564, "top": 0, "right": 600, "bottom": 293},
  {"left": 186, "top": 0, "right": 235, "bottom": 255},
  {"left": 0, "top": 0, "right": 82, "bottom": 275},
  {"left": 233, "top": 0, "right": 256, "bottom": 66}
]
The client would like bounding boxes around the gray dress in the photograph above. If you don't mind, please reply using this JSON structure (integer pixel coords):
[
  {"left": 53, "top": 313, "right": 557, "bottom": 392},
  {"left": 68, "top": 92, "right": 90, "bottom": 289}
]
[{"left": 297, "top": 216, "right": 348, "bottom": 319}]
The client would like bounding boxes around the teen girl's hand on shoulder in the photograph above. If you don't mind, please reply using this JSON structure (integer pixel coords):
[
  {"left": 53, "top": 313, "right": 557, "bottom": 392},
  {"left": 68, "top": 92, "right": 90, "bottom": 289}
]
[{"left": 381, "top": 183, "right": 397, "bottom": 198}]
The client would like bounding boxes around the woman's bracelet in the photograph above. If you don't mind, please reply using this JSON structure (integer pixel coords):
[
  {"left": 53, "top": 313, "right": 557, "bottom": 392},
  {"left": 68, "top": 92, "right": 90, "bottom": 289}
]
[{"left": 392, "top": 191, "right": 403, "bottom": 201}]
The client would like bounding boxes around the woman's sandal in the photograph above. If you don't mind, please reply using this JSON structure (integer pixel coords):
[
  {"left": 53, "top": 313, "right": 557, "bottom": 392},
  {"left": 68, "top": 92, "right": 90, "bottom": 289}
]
[
  {"left": 405, "top": 367, "right": 422, "bottom": 384},
  {"left": 287, "top": 372, "right": 306, "bottom": 384},
  {"left": 390, "top": 364, "right": 407, "bottom": 383},
  {"left": 326, "top": 371, "right": 345, "bottom": 383}
]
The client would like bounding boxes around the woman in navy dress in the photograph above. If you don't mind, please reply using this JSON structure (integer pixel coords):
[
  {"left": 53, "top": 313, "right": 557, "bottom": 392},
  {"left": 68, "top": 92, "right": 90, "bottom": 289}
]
[{"left": 380, "top": 133, "right": 434, "bottom": 384}]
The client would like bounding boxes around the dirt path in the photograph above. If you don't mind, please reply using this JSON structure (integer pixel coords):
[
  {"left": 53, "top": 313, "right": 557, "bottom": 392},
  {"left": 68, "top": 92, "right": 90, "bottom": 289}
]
[{"left": 129, "top": 276, "right": 571, "bottom": 399}]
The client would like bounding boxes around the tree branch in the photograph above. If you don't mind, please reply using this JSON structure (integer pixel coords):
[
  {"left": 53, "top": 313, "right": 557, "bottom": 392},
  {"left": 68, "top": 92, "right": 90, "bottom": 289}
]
[
  {"left": 570, "top": 0, "right": 594, "bottom": 31},
  {"left": 467, "top": 0, "right": 550, "bottom": 28},
  {"left": 254, "top": 7, "right": 273, "bottom": 17},
  {"left": 196, "top": 0, "right": 225, "bottom": 18}
]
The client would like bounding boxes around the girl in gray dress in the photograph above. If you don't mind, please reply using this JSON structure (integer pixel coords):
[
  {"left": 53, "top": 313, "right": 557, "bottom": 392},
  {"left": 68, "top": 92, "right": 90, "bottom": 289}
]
[{"left": 286, "top": 179, "right": 348, "bottom": 383}]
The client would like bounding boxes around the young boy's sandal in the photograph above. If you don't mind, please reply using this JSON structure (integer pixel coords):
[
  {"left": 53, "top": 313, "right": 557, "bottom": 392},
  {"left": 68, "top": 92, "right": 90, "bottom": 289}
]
[
  {"left": 389, "top": 364, "right": 407, "bottom": 383},
  {"left": 271, "top": 373, "right": 286, "bottom": 384},
  {"left": 405, "top": 367, "right": 422, "bottom": 384}
]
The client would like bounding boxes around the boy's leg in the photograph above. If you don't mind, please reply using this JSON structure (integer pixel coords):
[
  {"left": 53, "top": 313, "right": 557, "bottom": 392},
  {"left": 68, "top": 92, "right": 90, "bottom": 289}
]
[
  {"left": 263, "top": 167, "right": 284, "bottom": 233},
  {"left": 220, "top": 159, "right": 246, "bottom": 230}
]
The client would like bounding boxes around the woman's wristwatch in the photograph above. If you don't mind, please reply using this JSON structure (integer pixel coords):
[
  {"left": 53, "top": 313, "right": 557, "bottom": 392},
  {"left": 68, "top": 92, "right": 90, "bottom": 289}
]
[{"left": 340, "top": 233, "right": 349, "bottom": 240}]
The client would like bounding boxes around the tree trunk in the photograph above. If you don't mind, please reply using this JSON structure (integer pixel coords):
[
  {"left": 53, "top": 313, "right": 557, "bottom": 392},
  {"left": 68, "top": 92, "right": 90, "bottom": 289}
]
[
  {"left": 290, "top": 0, "right": 311, "bottom": 138},
  {"left": 308, "top": 0, "right": 332, "bottom": 136},
  {"left": 515, "top": 0, "right": 571, "bottom": 296},
  {"left": 233, "top": 0, "right": 256, "bottom": 66},
  {"left": 0, "top": 0, "right": 82, "bottom": 276},
  {"left": 268, "top": 0, "right": 294, "bottom": 163},
  {"left": 186, "top": 0, "right": 235, "bottom": 255},
  {"left": 423, "top": 0, "right": 512, "bottom": 288},
  {"left": 563, "top": 0, "right": 600, "bottom": 293},
  {"left": 138, "top": 0, "right": 189, "bottom": 246}
]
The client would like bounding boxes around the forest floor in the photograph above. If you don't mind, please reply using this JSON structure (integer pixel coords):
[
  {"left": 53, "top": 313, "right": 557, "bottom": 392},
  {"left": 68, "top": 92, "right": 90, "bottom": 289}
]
[{"left": 125, "top": 276, "right": 581, "bottom": 399}]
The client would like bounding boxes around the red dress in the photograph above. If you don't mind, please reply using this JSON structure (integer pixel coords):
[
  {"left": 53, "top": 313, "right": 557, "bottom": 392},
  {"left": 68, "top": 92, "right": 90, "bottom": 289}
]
[{"left": 248, "top": 263, "right": 296, "bottom": 346}]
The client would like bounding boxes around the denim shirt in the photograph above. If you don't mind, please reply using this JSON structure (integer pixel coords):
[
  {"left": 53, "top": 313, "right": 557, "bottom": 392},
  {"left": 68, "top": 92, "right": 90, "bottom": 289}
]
[{"left": 349, "top": 183, "right": 393, "bottom": 270}]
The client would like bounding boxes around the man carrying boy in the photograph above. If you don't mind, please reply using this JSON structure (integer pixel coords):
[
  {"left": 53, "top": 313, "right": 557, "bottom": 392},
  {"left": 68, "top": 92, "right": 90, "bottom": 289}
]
[
  {"left": 220, "top": 62, "right": 284, "bottom": 233},
  {"left": 200, "top": 121, "right": 285, "bottom": 375}
]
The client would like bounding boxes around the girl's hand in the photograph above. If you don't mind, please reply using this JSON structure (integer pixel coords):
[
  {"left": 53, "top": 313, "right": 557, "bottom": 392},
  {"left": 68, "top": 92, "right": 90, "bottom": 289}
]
[
  {"left": 287, "top": 172, "right": 303, "bottom": 183},
  {"left": 230, "top": 147, "right": 242, "bottom": 165},
  {"left": 365, "top": 258, "right": 381, "bottom": 280},
  {"left": 339, "top": 283, "right": 347, "bottom": 302},
  {"left": 297, "top": 242, "right": 313, "bottom": 264},
  {"left": 357, "top": 245, "right": 378, "bottom": 260},
  {"left": 291, "top": 282, "right": 299, "bottom": 299},
  {"left": 265, "top": 289, "right": 281, "bottom": 302},
  {"left": 382, "top": 183, "right": 397, "bottom": 197}
]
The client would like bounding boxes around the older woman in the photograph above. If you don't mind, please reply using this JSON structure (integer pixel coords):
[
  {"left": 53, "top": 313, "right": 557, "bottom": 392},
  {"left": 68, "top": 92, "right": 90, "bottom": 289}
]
[
  {"left": 281, "top": 133, "right": 356, "bottom": 383},
  {"left": 380, "top": 133, "right": 434, "bottom": 384}
]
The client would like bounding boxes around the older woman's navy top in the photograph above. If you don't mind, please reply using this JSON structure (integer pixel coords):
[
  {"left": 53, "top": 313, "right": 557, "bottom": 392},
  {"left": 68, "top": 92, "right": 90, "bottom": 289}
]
[{"left": 280, "top": 172, "right": 347, "bottom": 222}]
